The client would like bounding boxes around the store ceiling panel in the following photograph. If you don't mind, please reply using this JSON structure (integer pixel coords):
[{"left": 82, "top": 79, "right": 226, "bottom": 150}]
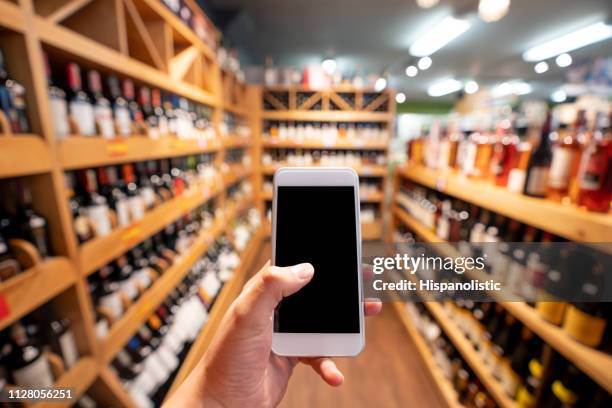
[{"left": 205, "top": 0, "right": 612, "bottom": 100}]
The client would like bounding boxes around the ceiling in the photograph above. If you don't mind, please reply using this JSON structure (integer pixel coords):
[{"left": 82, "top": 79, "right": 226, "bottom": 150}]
[{"left": 202, "top": 0, "right": 612, "bottom": 101}]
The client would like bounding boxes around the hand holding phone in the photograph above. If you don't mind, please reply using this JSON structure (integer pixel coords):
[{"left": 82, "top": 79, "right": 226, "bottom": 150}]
[{"left": 271, "top": 167, "right": 365, "bottom": 356}]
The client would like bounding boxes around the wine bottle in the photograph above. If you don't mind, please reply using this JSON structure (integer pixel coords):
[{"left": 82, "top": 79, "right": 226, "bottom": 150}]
[
  {"left": 577, "top": 113, "right": 611, "bottom": 212},
  {"left": 66, "top": 63, "right": 95, "bottom": 136},
  {"left": 139, "top": 86, "right": 157, "bottom": 138},
  {"left": 0, "top": 232, "right": 20, "bottom": 282},
  {"left": 15, "top": 182, "right": 51, "bottom": 257},
  {"left": 547, "top": 113, "right": 583, "bottom": 201},
  {"left": 7, "top": 322, "right": 54, "bottom": 387},
  {"left": 48, "top": 318, "right": 79, "bottom": 368},
  {"left": 108, "top": 75, "right": 131, "bottom": 136},
  {"left": 44, "top": 52, "right": 69, "bottom": 138},
  {"left": 0, "top": 48, "right": 29, "bottom": 133},
  {"left": 524, "top": 112, "right": 553, "bottom": 197},
  {"left": 122, "top": 79, "right": 142, "bottom": 128},
  {"left": 87, "top": 70, "right": 114, "bottom": 138},
  {"left": 122, "top": 164, "right": 145, "bottom": 222},
  {"left": 78, "top": 169, "right": 112, "bottom": 237}
]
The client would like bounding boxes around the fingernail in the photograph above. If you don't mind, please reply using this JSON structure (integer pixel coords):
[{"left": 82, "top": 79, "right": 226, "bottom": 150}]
[{"left": 292, "top": 263, "right": 314, "bottom": 279}]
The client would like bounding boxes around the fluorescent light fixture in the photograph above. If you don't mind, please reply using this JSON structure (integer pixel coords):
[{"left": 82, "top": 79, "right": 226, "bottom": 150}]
[
  {"left": 410, "top": 17, "right": 471, "bottom": 57},
  {"left": 479, "top": 0, "right": 511, "bottom": 23},
  {"left": 427, "top": 78, "right": 463, "bottom": 97},
  {"left": 395, "top": 92, "right": 407, "bottom": 103},
  {"left": 321, "top": 58, "right": 336, "bottom": 74},
  {"left": 418, "top": 56, "right": 432, "bottom": 70},
  {"left": 551, "top": 90, "right": 567, "bottom": 103},
  {"left": 374, "top": 77, "right": 387, "bottom": 91},
  {"left": 555, "top": 53, "right": 572, "bottom": 67},
  {"left": 522, "top": 21, "right": 612, "bottom": 61},
  {"left": 416, "top": 0, "right": 439, "bottom": 8},
  {"left": 534, "top": 61, "right": 549, "bottom": 74},
  {"left": 491, "top": 80, "right": 532, "bottom": 97},
  {"left": 405, "top": 65, "right": 418, "bottom": 77},
  {"left": 464, "top": 80, "right": 479, "bottom": 94}
]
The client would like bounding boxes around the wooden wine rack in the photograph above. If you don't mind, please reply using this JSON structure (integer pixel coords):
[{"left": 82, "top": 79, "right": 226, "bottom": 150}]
[
  {"left": 390, "top": 169, "right": 612, "bottom": 399},
  {"left": 258, "top": 85, "right": 395, "bottom": 240},
  {"left": 0, "top": 0, "right": 263, "bottom": 406}
]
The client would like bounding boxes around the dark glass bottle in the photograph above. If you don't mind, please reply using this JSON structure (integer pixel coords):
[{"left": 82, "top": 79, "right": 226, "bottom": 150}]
[
  {"left": 66, "top": 63, "right": 95, "bottom": 136},
  {"left": 108, "top": 75, "right": 131, "bottom": 136},
  {"left": 15, "top": 183, "right": 51, "bottom": 257},
  {"left": 524, "top": 112, "right": 553, "bottom": 197}
]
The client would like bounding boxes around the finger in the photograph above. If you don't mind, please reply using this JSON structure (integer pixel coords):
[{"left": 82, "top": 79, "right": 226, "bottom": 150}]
[
  {"left": 364, "top": 300, "right": 382, "bottom": 316},
  {"left": 232, "top": 261, "right": 315, "bottom": 327},
  {"left": 299, "top": 357, "right": 344, "bottom": 387}
]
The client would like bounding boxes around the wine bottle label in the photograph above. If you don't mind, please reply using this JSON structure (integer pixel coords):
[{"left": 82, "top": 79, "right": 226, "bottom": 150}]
[
  {"left": 141, "top": 187, "right": 156, "bottom": 209},
  {"left": 70, "top": 100, "right": 95, "bottom": 136},
  {"left": 130, "top": 372, "right": 156, "bottom": 398},
  {"left": 580, "top": 151, "right": 608, "bottom": 191},
  {"left": 120, "top": 278, "right": 139, "bottom": 301},
  {"left": 100, "top": 292, "right": 123, "bottom": 319},
  {"left": 162, "top": 331, "right": 183, "bottom": 353},
  {"left": 506, "top": 169, "right": 526, "bottom": 193},
  {"left": 95, "top": 105, "right": 115, "bottom": 139},
  {"left": 563, "top": 305, "right": 606, "bottom": 347},
  {"left": 461, "top": 143, "right": 477, "bottom": 175},
  {"left": 129, "top": 389, "right": 153, "bottom": 408},
  {"left": 134, "top": 268, "right": 153, "bottom": 289},
  {"left": 0, "top": 258, "right": 20, "bottom": 281},
  {"left": 525, "top": 167, "right": 549, "bottom": 196},
  {"left": 88, "top": 204, "right": 112, "bottom": 236},
  {"left": 50, "top": 97, "right": 69, "bottom": 138},
  {"left": 156, "top": 345, "right": 179, "bottom": 371},
  {"left": 143, "top": 353, "right": 169, "bottom": 384},
  {"left": 158, "top": 116, "right": 169, "bottom": 136},
  {"left": 128, "top": 196, "right": 145, "bottom": 221},
  {"left": 58, "top": 330, "right": 79, "bottom": 368},
  {"left": 116, "top": 199, "right": 131, "bottom": 227},
  {"left": 548, "top": 147, "right": 574, "bottom": 188},
  {"left": 115, "top": 107, "right": 131, "bottom": 136},
  {"left": 96, "top": 319, "right": 109, "bottom": 339},
  {"left": 436, "top": 217, "right": 450, "bottom": 240},
  {"left": 12, "top": 349, "right": 55, "bottom": 387}
]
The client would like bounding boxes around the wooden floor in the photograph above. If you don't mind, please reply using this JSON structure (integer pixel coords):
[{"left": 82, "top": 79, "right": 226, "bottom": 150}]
[{"left": 252, "top": 241, "right": 445, "bottom": 408}]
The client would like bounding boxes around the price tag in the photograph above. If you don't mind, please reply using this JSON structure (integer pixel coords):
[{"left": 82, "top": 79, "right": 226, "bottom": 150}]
[
  {"left": 0, "top": 295, "right": 10, "bottom": 320},
  {"left": 436, "top": 177, "right": 447, "bottom": 191},
  {"left": 171, "top": 139, "right": 186, "bottom": 149},
  {"left": 106, "top": 140, "right": 128, "bottom": 156}
]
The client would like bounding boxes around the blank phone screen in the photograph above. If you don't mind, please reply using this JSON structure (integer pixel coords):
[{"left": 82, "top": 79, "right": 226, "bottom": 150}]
[{"left": 274, "top": 186, "right": 360, "bottom": 333}]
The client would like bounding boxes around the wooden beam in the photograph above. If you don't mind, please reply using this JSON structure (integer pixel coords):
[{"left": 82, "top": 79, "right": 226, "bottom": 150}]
[
  {"left": 263, "top": 92, "right": 287, "bottom": 110},
  {"left": 297, "top": 92, "right": 321, "bottom": 110},
  {"left": 47, "top": 0, "right": 94, "bottom": 24},
  {"left": 363, "top": 92, "right": 389, "bottom": 112},
  {"left": 169, "top": 45, "right": 199, "bottom": 81},
  {"left": 123, "top": 0, "right": 166, "bottom": 70}
]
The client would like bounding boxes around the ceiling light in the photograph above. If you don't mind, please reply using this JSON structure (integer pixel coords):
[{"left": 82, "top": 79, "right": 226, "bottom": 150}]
[
  {"left": 405, "top": 66, "right": 418, "bottom": 77},
  {"left": 395, "top": 92, "right": 407, "bottom": 103},
  {"left": 555, "top": 53, "right": 572, "bottom": 67},
  {"left": 417, "top": 57, "right": 432, "bottom": 70},
  {"left": 374, "top": 77, "right": 387, "bottom": 91},
  {"left": 491, "top": 80, "right": 532, "bottom": 97},
  {"left": 416, "top": 0, "right": 439, "bottom": 8},
  {"left": 478, "top": 0, "right": 511, "bottom": 23},
  {"left": 464, "top": 80, "right": 479, "bottom": 94},
  {"left": 410, "top": 16, "right": 471, "bottom": 57},
  {"left": 534, "top": 61, "right": 549, "bottom": 74},
  {"left": 522, "top": 21, "right": 612, "bottom": 61},
  {"left": 322, "top": 58, "right": 336, "bottom": 74},
  {"left": 551, "top": 90, "right": 567, "bottom": 103},
  {"left": 427, "top": 78, "right": 463, "bottom": 97}
]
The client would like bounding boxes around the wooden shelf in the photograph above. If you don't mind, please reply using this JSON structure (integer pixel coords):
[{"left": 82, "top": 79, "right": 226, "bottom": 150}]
[
  {"left": 223, "top": 137, "right": 252, "bottom": 149},
  {"left": 223, "top": 165, "right": 252, "bottom": 187},
  {"left": 0, "top": 1, "right": 24, "bottom": 33},
  {"left": 101, "top": 214, "right": 228, "bottom": 363},
  {"left": 425, "top": 301, "right": 517, "bottom": 408},
  {"left": 38, "top": 357, "right": 98, "bottom": 408},
  {"left": 393, "top": 302, "right": 461, "bottom": 408},
  {"left": 264, "top": 85, "right": 388, "bottom": 93},
  {"left": 59, "top": 136, "right": 220, "bottom": 170},
  {"left": 80, "top": 182, "right": 222, "bottom": 276},
  {"left": 0, "top": 135, "right": 53, "bottom": 178},
  {"left": 0, "top": 258, "right": 77, "bottom": 331},
  {"left": 393, "top": 206, "right": 612, "bottom": 394},
  {"left": 397, "top": 164, "right": 612, "bottom": 242},
  {"left": 33, "top": 14, "right": 218, "bottom": 107},
  {"left": 262, "top": 111, "right": 392, "bottom": 122},
  {"left": 165, "top": 224, "right": 264, "bottom": 399},
  {"left": 262, "top": 137, "right": 389, "bottom": 150},
  {"left": 262, "top": 164, "right": 387, "bottom": 177},
  {"left": 501, "top": 302, "right": 612, "bottom": 394},
  {"left": 223, "top": 103, "right": 249, "bottom": 116}
]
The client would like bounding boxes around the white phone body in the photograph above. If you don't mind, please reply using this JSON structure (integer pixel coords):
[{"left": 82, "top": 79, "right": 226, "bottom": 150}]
[{"left": 271, "top": 167, "right": 364, "bottom": 357}]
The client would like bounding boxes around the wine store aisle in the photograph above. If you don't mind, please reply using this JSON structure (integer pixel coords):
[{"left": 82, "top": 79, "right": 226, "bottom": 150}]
[{"left": 251, "top": 242, "right": 444, "bottom": 408}]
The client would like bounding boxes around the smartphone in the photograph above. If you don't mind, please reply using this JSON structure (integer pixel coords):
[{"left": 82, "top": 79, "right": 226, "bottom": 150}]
[{"left": 271, "top": 167, "right": 364, "bottom": 357}]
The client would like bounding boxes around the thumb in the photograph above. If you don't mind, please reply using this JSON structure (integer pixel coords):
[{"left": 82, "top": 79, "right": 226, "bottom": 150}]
[{"left": 233, "top": 261, "right": 314, "bottom": 327}]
